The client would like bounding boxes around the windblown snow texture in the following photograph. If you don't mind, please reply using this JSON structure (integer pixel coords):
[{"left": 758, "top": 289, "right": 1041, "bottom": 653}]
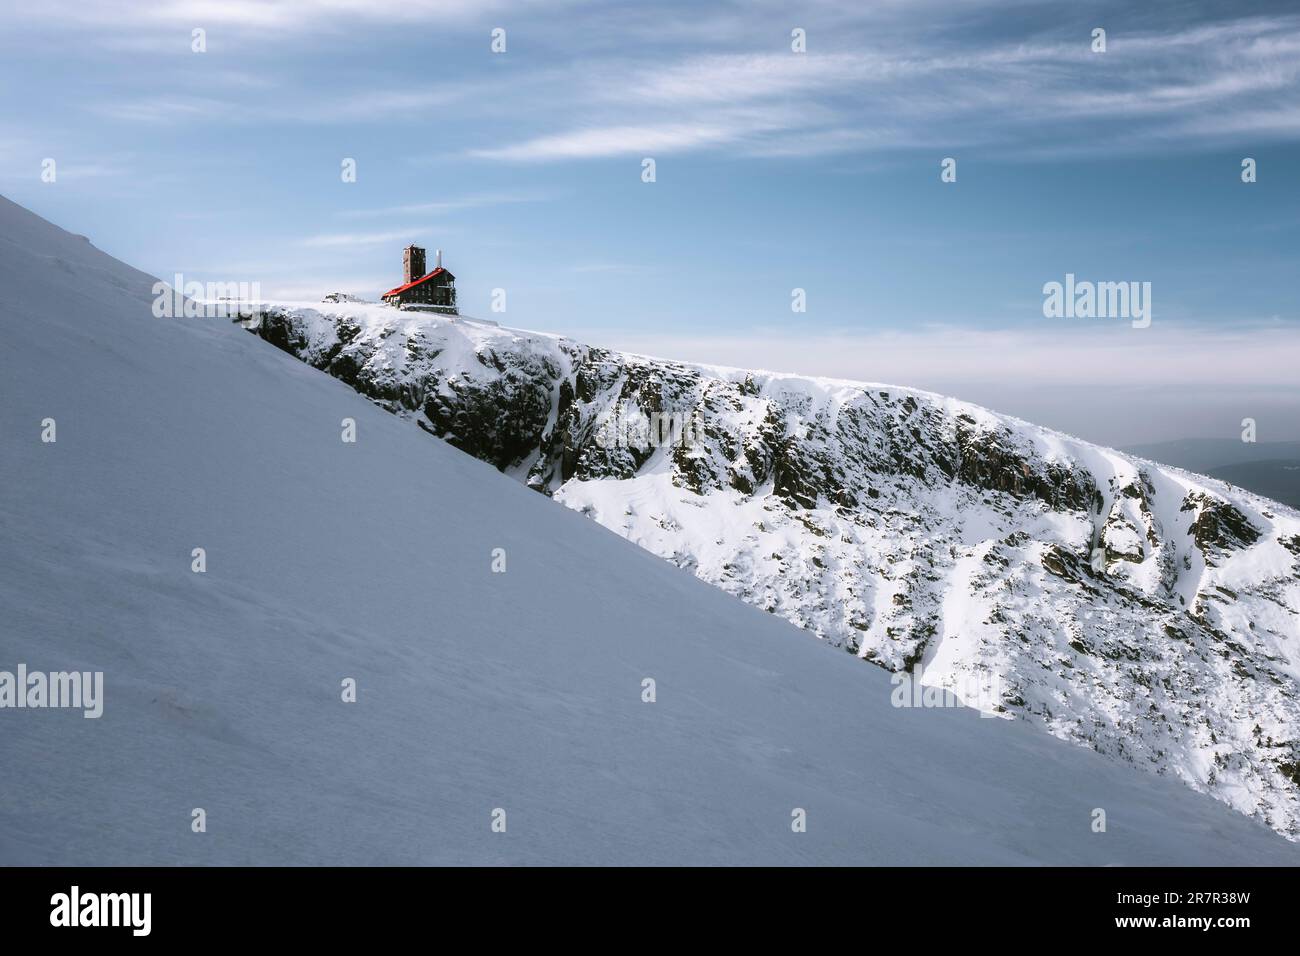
[
  {"left": 0, "top": 194, "right": 1295, "bottom": 864},
  {"left": 244, "top": 299, "right": 1300, "bottom": 843}
]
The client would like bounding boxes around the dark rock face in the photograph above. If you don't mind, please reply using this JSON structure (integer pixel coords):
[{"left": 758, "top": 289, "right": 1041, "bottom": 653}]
[
  {"left": 242, "top": 305, "right": 1300, "bottom": 842},
  {"left": 421, "top": 369, "right": 556, "bottom": 470},
  {"left": 248, "top": 308, "right": 1102, "bottom": 521},
  {"left": 1183, "top": 492, "right": 1261, "bottom": 556},
  {"left": 249, "top": 307, "right": 571, "bottom": 472},
  {"left": 956, "top": 426, "right": 1097, "bottom": 512}
]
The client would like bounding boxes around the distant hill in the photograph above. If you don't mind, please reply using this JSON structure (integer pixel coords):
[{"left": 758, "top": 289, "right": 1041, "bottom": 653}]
[
  {"left": 1207, "top": 460, "right": 1300, "bottom": 510},
  {"left": 1124, "top": 439, "right": 1300, "bottom": 509}
]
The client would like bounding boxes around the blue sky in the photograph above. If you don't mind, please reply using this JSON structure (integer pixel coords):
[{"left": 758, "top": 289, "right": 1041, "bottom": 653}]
[{"left": 1, "top": 0, "right": 1298, "bottom": 445}]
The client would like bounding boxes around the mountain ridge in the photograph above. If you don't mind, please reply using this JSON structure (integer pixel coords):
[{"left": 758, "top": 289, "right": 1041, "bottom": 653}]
[
  {"left": 241, "top": 300, "right": 1300, "bottom": 841},
  {"left": 8, "top": 192, "right": 1299, "bottom": 863}
]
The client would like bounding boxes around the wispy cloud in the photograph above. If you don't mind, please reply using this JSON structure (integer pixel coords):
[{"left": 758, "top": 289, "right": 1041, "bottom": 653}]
[
  {"left": 0, "top": 146, "right": 133, "bottom": 181},
  {"left": 474, "top": 13, "right": 1300, "bottom": 161},
  {"left": 292, "top": 87, "right": 477, "bottom": 123},
  {"left": 472, "top": 120, "right": 761, "bottom": 161},
  {"left": 11, "top": 0, "right": 564, "bottom": 33},
  {"left": 339, "top": 191, "right": 552, "bottom": 219},
  {"left": 56, "top": 4, "right": 1300, "bottom": 162},
  {"left": 88, "top": 86, "right": 483, "bottom": 125},
  {"left": 90, "top": 95, "right": 232, "bottom": 123},
  {"left": 298, "top": 229, "right": 436, "bottom": 248}
]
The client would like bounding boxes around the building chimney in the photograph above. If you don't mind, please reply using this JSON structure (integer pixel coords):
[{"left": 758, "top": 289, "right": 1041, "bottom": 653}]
[
  {"left": 436, "top": 249, "right": 443, "bottom": 269},
  {"left": 403, "top": 245, "right": 426, "bottom": 284}
]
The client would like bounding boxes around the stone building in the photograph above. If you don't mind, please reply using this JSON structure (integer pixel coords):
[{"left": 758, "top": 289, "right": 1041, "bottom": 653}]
[{"left": 382, "top": 245, "right": 457, "bottom": 313}]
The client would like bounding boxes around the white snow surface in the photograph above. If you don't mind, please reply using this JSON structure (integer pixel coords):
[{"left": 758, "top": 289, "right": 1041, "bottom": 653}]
[{"left": 1, "top": 194, "right": 1297, "bottom": 864}]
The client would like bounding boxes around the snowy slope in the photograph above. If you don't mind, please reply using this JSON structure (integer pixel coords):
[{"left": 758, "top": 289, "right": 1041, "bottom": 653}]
[
  {"left": 0, "top": 194, "right": 1296, "bottom": 865},
  {"left": 241, "top": 301, "right": 1300, "bottom": 843}
]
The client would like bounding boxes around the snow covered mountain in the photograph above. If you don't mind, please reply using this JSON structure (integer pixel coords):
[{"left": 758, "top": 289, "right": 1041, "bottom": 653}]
[
  {"left": 1, "top": 192, "right": 1295, "bottom": 865},
  {"left": 241, "top": 301, "right": 1300, "bottom": 843}
]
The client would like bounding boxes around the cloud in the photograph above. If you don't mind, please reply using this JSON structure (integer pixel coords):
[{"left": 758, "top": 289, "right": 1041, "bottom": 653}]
[
  {"left": 8, "top": 0, "right": 559, "bottom": 33},
  {"left": 473, "top": 13, "right": 1300, "bottom": 162},
  {"left": 338, "top": 191, "right": 552, "bottom": 219},
  {"left": 604, "top": 51, "right": 864, "bottom": 106},
  {"left": 0, "top": 146, "right": 133, "bottom": 182},
  {"left": 54, "top": 4, "right": 1300, "bottom": 162},
  {"left": 471, "top": 120, "right": 760, "bottom": 161},
  {"left": 298, "top": 229, "right": 436, "bottom": 248},
  {"left": 87, "top": 86, "right": 484, "bottom": 126},
  {"left": 292, "top": 87, "right": 475, "bottom": 123},
  {"left": 90, "top": 96, "right": 232, "bottom": 123}
]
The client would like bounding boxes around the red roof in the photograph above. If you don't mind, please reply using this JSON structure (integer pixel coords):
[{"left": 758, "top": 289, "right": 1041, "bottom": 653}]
[{"left": 383, "top": 266, "right": 454, "bottom": 298}]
